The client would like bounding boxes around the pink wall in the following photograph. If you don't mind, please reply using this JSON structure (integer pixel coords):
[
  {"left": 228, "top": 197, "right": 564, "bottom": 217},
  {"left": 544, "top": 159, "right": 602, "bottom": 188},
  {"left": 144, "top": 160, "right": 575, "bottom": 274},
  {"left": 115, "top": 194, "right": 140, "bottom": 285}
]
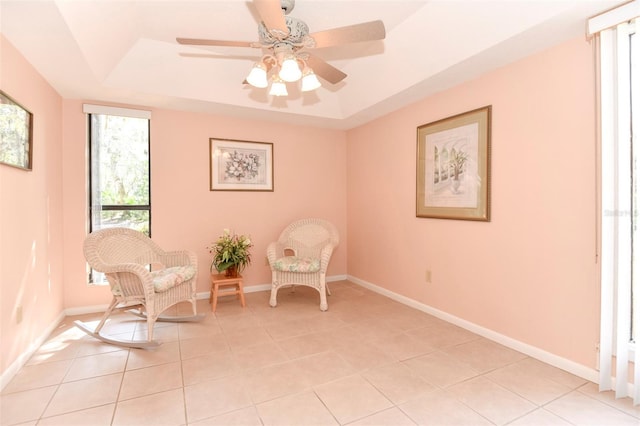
[
  {"left": 62, "top": 103, "right": 348, "bottom": 308},
  {"left": 0, "top": 36, "right": 64, "bottom": 373},
  {"left": 347, "top": 36, "right": 599, "bottom": 368}
]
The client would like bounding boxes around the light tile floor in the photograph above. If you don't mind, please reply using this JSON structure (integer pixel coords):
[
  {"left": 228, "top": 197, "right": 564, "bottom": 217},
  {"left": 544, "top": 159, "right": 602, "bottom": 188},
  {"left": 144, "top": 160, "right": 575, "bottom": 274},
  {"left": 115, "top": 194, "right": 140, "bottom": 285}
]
[{"left": 2, "top": 280, "right": 640, "bottom": 425}]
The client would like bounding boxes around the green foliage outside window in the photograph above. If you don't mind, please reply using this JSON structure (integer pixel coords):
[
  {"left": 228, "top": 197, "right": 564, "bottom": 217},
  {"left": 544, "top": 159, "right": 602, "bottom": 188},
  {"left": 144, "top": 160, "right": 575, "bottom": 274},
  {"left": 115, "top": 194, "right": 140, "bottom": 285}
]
[{"left": 91, "top": 115, "right": 149, "bottom": 207}]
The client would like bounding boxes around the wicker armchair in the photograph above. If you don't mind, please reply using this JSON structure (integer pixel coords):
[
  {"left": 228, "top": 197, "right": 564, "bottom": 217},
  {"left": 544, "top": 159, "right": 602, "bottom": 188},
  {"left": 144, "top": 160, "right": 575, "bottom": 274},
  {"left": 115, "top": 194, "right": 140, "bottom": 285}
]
[
  {"left": 267, "top": 218, "right": 339, "bottom": 311},
  {"left": 76, "top": 227, "right": 201, "bottom": 348}
]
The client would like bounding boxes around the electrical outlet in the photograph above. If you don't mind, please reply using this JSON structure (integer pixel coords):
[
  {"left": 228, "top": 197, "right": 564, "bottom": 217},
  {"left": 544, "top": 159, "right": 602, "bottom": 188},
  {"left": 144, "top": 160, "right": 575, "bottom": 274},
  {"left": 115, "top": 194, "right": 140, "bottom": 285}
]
[
  {"left": 425, "top": 269, "right": 432, "bottom": 283},
  {"left": 16, "top": 305, "right": 23, "bottom": 324}
]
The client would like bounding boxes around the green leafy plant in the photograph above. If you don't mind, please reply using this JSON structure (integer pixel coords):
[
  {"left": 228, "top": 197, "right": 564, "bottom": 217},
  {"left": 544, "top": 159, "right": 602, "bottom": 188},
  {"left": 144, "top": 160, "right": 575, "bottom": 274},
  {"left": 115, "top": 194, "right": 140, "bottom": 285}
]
[
  {"left": 450, "top": 149, "right": 468, "bottom": 180},
  {"left": 208, "top": 229, "right": 253, "bottom": 273}
]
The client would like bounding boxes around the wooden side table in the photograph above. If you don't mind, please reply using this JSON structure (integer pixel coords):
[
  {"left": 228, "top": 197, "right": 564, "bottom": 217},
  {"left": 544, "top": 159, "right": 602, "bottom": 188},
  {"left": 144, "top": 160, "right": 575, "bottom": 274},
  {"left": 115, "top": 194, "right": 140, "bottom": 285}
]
[{"left": 209, "top": 273, "right": 246, "bottom": 312}]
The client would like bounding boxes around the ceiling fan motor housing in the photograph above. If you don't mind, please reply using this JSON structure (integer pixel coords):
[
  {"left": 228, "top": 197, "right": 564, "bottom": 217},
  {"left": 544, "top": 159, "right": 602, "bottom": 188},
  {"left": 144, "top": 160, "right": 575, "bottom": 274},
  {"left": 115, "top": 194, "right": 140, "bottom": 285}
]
[{"left": 258, "top": 16, "right": 309, "bottom": 46}]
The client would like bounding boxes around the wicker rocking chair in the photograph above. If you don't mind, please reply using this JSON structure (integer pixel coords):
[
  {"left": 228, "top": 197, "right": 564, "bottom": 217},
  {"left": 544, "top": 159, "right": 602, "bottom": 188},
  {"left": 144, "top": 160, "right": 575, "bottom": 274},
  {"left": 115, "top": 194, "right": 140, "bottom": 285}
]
[
  {"left": 267, "top": 218, "right": 339, "bottom": 311},
  {"left": 75, "top": 227, "right": 203, "bottom": 348}
]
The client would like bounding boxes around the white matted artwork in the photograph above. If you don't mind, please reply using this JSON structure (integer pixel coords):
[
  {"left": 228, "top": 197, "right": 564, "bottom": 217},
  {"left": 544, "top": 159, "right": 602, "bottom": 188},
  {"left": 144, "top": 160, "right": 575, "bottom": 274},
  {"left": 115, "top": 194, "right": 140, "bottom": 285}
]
[
  {"left": 209, "top": 138, "right": 273, "bottom": 191},
  {"left": 416, "top": 106, "right": 491, "bottom": 221}
]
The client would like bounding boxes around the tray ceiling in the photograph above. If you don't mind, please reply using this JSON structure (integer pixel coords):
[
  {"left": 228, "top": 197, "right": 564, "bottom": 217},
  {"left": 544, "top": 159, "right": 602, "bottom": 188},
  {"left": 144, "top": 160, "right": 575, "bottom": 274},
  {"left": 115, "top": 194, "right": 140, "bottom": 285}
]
[{"left": 0, "top": 0, "right": 624, "bottom": 129}]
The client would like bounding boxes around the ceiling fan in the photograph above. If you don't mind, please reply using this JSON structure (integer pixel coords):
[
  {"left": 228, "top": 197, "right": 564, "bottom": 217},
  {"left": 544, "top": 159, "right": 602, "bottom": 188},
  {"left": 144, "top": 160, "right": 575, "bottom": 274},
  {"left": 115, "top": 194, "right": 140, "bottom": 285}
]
[{"left": 176, "top": 0, "right": 386, "bottom": 96}]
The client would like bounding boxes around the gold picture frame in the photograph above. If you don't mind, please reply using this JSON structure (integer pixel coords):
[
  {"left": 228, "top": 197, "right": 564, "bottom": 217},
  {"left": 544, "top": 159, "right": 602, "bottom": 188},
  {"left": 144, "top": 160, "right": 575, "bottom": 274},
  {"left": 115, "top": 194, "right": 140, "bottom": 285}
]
[
  {"left": 416, "top": 106, "right": 491, "bottom": 221},
  {"left": 0, "top": 91, "right": 33, "bottom": 171},
  {"left": 210, "top": 138, "right": 274, "bottom": 191}
]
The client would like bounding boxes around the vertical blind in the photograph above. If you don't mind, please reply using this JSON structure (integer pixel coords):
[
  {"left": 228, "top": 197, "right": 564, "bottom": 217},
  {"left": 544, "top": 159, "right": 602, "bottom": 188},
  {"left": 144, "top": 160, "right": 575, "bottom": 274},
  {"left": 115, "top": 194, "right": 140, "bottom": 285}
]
[{"left": 592, "top": 1, "right": 639, "bottom": 405}]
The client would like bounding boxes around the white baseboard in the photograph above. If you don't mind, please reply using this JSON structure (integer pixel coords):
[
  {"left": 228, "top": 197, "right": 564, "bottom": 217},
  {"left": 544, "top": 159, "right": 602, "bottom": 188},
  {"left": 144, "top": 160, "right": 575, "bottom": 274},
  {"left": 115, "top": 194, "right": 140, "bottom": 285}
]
[
  {"left": 348, "top": 274, "right": 600, "bottom": 384},
  {"left": 196, "top": 274, "right": 348, "bottom": 299},
  {"left": 0, "top": 310, "right": 67, "bottom": 392},
  {"left": 65, "top": 303, "right": 111, "bottom": 316},
  {"left": 328, "top": 274, "right": 349, "bottom": 282},
  {"left": 67, "top": 275, "right": 349, "bottom": 315}
]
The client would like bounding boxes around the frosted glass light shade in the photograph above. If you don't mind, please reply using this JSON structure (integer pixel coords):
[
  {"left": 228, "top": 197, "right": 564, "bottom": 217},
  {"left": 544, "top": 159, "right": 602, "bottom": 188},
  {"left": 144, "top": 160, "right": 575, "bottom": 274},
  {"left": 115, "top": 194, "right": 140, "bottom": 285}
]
[
  {"left": 301, "top": 70, "right": 321, "bottom": 92},
  {"left": 269, "top": 77, "right": 288, "bottom": 96},
  {"left": 246, "top": 63, "right": 268, "bottom": 88},
  {"left": 279, "top": 56, "right": 302, "bottom": 82}
]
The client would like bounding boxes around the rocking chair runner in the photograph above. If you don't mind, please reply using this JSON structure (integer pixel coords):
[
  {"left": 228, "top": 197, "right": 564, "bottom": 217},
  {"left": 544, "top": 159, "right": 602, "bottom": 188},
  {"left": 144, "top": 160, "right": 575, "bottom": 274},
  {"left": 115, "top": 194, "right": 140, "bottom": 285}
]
[
  {"left": 267, "top": 218, "right": 339, "bottom": 311},
  {"left": 75, "top": 227, "right": 203, "bottom": 348}
]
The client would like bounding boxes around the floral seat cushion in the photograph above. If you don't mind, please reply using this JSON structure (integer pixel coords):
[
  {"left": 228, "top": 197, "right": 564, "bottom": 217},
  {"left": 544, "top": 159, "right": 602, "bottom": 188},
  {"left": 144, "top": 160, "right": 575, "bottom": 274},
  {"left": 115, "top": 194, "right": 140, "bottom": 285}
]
[
  {"left": 272, "top": 256, "right": 321, "bottom": 273},
  {"left": 109, "top": 265, "right": 196, "bottom": 296},
  {"left": 151, "top": 265, "right": 197, "bottom": 292}
]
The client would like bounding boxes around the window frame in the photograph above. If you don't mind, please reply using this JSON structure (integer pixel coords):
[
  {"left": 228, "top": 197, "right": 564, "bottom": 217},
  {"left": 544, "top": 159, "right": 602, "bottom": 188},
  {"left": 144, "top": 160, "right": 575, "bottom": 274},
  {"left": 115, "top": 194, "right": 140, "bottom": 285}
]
[
  {"left": 87, "top": 114, "right": 152, "bottom": 235},
  {"left": 84, "top": 104, "right": 152, "bottom": 284}
]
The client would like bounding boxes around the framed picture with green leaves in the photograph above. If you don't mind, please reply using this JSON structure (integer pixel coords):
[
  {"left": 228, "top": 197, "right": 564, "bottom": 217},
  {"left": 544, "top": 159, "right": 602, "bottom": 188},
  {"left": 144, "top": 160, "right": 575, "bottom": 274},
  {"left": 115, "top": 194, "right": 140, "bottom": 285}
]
[
  {"left": 0, "top": 91, "right": 33, "bottom": 171},
  {"left": 416, "top": 106, "right": 491, "bottom": 221}
]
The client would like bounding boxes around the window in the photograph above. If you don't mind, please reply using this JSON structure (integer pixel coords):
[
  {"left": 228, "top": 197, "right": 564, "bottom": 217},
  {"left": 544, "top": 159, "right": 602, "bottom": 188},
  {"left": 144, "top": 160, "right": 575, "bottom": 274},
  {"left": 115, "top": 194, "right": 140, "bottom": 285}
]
[
  {"left": 85, "top": 105, "right": 151, "bottom": 283},
  {"left": 593, "top": 6, "right": 639, "bottom": 403}
]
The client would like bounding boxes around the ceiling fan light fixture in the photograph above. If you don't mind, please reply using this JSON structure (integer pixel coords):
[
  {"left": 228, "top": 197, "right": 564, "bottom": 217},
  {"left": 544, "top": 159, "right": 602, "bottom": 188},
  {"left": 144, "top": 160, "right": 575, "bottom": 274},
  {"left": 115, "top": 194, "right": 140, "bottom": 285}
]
[
  {"left": 246, "top": 62, "right": 269, "bottom": 88},
  {"left": 178, "top": 3, "right": 388, "bottom": 100},
  {"left": 301, "top": 67, "right": 321, "bottom": 92},
  {"left": 269, "top": 75, "right": 288, "bottom": 96},
  {"left": 279, "top": 54, "right": 302, "bottom": 82}
]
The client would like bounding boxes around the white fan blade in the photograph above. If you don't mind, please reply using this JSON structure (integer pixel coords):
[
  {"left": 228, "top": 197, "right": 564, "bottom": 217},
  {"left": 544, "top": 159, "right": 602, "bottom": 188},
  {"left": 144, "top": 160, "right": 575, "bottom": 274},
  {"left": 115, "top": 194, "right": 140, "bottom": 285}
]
[
  {"left": 176, "top": 38, "right": 255, "bottom": 48},
  {"left": 254, "top": 0, "right": 289, "bottom": 38},
  {"left": 306, "top": 54, "right": 347, "bottom": 84},
  {"left": 309, "top": 20, "right": 385, "bottom": 49}
]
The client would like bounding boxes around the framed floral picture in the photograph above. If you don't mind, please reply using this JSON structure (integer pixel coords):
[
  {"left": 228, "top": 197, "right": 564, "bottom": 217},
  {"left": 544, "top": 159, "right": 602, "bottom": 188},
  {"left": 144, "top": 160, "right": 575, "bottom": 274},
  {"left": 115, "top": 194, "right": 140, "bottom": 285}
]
[
  {"left": 209, "top": 138, "right": 274, "bottom": 191},
  {"left": 0, "top": 91, "right": 33, "bottom": 170},
  {"left": 416, "top": 106, "right": 491, "bottom": 221}
]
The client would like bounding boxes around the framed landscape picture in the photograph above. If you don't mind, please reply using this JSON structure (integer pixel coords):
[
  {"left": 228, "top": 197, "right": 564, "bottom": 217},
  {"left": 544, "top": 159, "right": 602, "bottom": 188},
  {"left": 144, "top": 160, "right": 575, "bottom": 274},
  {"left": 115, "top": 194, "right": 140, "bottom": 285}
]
[
  {"left": 0, "top": 91, "right": 33, "bottom": 170},
  {"left": 210, "top": 138, "right": 274, "bottom": 191},
  {"left": 416, "top": 106, "right": 491, "bottom": 221}
]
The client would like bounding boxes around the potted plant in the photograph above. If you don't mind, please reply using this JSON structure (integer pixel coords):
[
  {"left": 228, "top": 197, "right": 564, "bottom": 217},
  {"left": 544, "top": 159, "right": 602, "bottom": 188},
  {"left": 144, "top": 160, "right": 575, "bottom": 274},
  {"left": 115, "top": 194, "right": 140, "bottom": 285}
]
[{"left": 208, "top": 229, "right": 253, "bottom": 277}]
